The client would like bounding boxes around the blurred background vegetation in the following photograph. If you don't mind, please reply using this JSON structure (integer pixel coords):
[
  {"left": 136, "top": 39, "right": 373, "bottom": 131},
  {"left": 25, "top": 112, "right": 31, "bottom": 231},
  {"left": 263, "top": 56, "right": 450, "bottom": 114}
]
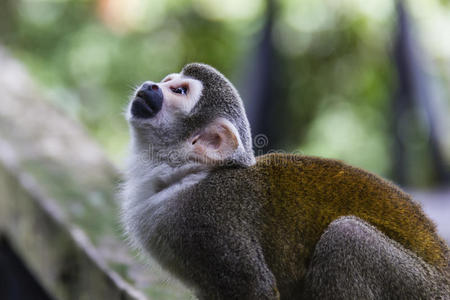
[{"left": 0, "top": 0, "right": 449, "bottom": 188}]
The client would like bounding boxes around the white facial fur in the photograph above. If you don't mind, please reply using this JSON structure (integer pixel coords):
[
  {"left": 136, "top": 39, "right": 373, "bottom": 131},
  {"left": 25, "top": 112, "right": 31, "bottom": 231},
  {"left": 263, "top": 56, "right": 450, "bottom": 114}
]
[{"left": 160, "top": 73, "right": 203, "bottom": 114}]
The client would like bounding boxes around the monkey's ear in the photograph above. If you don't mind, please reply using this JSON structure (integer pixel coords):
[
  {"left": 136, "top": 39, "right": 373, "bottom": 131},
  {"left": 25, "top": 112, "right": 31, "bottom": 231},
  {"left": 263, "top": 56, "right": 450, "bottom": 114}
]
[{"left": 188, "top": 118, "right": 242, "bottom": 165}]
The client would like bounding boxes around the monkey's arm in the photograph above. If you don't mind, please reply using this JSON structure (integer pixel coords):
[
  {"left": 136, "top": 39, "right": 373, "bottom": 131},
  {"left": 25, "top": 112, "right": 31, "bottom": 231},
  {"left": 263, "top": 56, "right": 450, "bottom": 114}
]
[
  {"left": 176, "top": 225, "right": 280, "bottom": 300},
  {"left": 302, "top": 216, "right": 450, "bottom": 299}
]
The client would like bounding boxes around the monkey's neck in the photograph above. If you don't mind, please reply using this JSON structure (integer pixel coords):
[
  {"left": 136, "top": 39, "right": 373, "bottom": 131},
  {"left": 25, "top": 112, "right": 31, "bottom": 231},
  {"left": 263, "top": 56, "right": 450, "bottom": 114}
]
[
  {"left": 126, "top": 160, "right": 209, "bottom": 205},
  {"left": 152, "top": 162, "right": 208, "bottom": 193}
]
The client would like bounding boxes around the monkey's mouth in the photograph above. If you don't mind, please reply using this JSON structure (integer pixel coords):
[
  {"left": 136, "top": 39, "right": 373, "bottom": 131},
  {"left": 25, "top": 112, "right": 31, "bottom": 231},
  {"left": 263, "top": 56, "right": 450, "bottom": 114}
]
[
  {"left": 131, "top": 83, "right": 163, "bottom": 119},
  {"left": 131, "top": 97, "right": 158, "bottom": 119}
]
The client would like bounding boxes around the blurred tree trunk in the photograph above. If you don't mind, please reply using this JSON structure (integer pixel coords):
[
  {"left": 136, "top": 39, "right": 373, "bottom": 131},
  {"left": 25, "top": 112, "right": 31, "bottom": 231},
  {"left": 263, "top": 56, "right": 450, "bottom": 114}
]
[
  {"left": 392, "top": 0, "right": 449, "bottom": 186},
  {"left": 243, "top": 0, "right": 281, "bottom": 154}
]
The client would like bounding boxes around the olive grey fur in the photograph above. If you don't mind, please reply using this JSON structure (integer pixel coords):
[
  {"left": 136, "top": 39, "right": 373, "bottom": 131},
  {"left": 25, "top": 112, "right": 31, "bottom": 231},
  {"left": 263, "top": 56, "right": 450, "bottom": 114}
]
[{"left": 303, "top": 216, "right": 449, "bottom": 299}]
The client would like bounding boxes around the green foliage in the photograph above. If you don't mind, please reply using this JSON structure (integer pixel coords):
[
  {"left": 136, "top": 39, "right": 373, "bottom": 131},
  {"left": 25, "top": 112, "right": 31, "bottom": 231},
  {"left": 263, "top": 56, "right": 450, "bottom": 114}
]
[
  {"left": 2, "top": 0, "right": 449, "bottom": 186},
  {"left": 5, "top": 0, "right": 263, "bottom": 163}
]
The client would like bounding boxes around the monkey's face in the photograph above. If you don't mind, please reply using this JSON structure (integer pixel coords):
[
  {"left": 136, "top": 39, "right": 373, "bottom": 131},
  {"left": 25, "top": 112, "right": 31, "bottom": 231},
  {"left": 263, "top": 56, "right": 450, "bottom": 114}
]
[
  {"left": 126, "top": 71, "right": 206, "bottom": 163},
  {"left": 126, "top": 63, "right": 255, "bottom": 167},
  {"left": 127, "top": 73, "right": 203, "bottom": 127}
]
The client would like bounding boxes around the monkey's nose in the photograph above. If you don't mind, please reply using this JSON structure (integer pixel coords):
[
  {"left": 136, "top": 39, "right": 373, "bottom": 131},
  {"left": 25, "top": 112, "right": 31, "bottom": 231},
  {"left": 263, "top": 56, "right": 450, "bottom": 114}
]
[{"left": 131, "top": 83, "right": 163, "bottom": 119}]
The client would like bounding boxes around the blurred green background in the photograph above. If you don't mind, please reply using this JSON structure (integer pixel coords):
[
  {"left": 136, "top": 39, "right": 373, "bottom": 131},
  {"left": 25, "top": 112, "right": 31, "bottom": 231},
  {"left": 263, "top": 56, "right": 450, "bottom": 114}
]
[{"left": 1, "top": 0, "right": 449, "bottom": 187}]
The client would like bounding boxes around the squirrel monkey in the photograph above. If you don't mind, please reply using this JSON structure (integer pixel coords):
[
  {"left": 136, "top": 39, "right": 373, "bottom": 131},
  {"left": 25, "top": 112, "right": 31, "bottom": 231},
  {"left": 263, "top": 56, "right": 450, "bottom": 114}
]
[{"left": 121, "top": 63, "right": 450, "bottom": 299}]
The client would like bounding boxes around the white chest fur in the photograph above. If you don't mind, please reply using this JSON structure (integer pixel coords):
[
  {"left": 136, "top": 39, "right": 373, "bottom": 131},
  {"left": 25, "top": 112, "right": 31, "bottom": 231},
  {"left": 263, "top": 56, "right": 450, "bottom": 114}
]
[{"left": 121, "top": 161, "right": 208, "bottom": 253}]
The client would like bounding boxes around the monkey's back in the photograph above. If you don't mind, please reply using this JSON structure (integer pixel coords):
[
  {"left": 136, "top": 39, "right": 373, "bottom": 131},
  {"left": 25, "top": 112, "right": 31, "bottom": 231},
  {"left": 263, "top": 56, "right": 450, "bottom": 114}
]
[{"left": 251, "top": 153, "right": 449, "bottom": 282}]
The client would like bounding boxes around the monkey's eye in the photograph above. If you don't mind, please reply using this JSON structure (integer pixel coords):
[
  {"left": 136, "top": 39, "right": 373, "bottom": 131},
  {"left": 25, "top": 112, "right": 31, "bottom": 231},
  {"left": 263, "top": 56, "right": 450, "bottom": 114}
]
[{"left": 171, "top": 86, "right": 188, "bottom": 95}]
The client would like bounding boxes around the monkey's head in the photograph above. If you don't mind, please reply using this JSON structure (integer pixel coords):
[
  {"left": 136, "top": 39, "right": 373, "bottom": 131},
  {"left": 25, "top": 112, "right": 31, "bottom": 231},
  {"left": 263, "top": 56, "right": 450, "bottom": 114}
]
[{"left": 126, "top": 63, "right": 255, "bottom": 168}]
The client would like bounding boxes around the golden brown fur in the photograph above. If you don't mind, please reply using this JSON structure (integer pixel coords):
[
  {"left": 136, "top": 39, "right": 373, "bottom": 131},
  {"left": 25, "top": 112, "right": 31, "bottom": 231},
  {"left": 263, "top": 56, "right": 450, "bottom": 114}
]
[{"left": 254, "top": 154, "right": 449, "bottom": 285}]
